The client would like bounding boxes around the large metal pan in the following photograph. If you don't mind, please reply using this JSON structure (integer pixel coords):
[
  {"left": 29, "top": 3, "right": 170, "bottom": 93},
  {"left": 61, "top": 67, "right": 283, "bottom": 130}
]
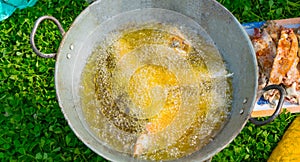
[{"left": 30, "top": 0, "right": 285, "bottom": 161}]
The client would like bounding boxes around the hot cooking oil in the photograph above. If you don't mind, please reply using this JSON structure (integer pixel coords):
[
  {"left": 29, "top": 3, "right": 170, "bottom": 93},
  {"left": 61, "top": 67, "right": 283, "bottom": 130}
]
[{"left": 80, "top": 22, "right": 232, "bottom": 160}]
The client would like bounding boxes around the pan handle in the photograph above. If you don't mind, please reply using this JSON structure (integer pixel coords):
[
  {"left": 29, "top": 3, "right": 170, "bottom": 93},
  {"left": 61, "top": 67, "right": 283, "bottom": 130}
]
[
  {"left": 30, "top": 16, "right": 65, "bottom": 58},
  {"left": 249, "top": 85, "right": 286, "bottom": 126}
]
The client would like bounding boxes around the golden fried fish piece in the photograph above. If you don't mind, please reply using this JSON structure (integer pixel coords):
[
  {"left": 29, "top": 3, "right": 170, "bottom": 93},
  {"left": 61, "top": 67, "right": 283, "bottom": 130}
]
[{"left": 269, "top": 29, "right": 298, "bottom": 85}]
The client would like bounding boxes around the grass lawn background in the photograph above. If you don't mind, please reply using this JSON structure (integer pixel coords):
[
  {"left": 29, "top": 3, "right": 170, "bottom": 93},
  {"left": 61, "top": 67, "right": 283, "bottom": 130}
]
[{"left": 1, "top": 0, "right": 300, "bottom": 161}]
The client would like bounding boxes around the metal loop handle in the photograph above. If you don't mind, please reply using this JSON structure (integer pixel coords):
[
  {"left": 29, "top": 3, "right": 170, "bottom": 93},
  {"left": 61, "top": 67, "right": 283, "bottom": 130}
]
[
  {"left": 249, "top": 85, "right": 286, "bottom": 126},
  {"left": 30, "top": 16, "right": 65, "bottom": 58}
]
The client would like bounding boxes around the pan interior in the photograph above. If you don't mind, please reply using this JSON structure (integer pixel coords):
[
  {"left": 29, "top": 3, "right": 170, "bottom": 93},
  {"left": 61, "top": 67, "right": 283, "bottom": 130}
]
[{"left": 78, "top": 8, "right": 232, "bottom": 161}]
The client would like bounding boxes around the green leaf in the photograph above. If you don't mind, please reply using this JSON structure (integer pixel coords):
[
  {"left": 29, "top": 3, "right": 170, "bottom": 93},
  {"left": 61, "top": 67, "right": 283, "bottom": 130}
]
[
  {"left": 17, "top": 148, "right": 26, "bottom": 155},
  {"left": 40, "top": 138, "right": 45, "bottom": 148},
  {"left": 14, "top": 139, "right": 21, "bottom": 147},
  {"left": 43, "top": 153, "right": 48, "bottom": 159},
  {"left": 245, "top": 154, "right": 250, "bottom": 160},
  {"left": 9, "top": 75, "right": 18, "bottom": 80},
  {"left": 3, "top": 143, "right": 11, "bottom": 150},
  {"left": 276, "top": 8, "right": 283, "bottom": 15},
  {"left": 269, "top": 0, "right": 274, "bottom": 7},
  {"left": 54, "top": 127, "right": 63, "bottom": 134},
  {"left": 0, "top": 152, "right": 4, "bottom": 158},
  {"left": 66, "top": 135, "right": 71, "bottom": 146},
  {"left": 36, "top": 152, "right": 43, "bottom": 160},
  {"left": 248, "top": 126, "right": 253, "bottom": 132},
  {"left": 74, "top": 148, "right": 80, "bottom": 155},
  {"left": 52, "top": 147, "right": 61, "bottom": 152}
]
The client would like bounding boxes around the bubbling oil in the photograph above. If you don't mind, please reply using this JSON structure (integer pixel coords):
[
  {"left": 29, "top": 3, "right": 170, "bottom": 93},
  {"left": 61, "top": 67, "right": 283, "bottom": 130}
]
[{"left": 80, "top": 22, "right": 232, "bottom": 160}]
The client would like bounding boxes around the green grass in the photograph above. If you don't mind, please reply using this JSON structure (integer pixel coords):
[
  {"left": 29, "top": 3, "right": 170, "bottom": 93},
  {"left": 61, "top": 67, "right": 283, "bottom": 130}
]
[{"left": 0, "top": 0, "right": 299, "bottom": 161}]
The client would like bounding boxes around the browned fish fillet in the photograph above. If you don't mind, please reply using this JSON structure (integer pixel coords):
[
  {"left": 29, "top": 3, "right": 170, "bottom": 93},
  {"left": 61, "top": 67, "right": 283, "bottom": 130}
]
[
  {"left": 269, "top": 29, "right": 298, "bottom": 85},
  {"left": 251, "top": 28, "right": 276, "bottom": 90}
]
